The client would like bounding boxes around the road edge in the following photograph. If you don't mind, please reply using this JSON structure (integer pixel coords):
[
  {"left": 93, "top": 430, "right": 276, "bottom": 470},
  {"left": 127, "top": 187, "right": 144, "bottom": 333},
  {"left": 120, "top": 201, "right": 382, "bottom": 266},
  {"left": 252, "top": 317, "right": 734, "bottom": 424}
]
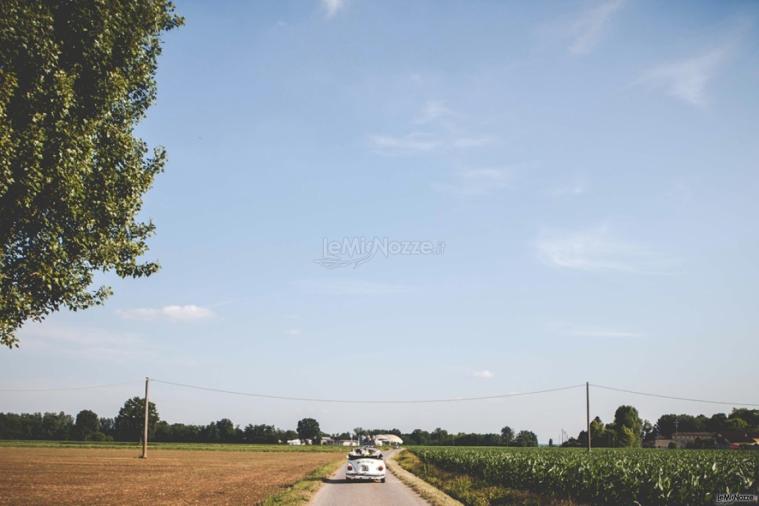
[
  {"left": 388, "top": 449, "right": 463, "bottom": 506},
  {"left": 262, "top": 457, "right": 345, "bottom": 505}
]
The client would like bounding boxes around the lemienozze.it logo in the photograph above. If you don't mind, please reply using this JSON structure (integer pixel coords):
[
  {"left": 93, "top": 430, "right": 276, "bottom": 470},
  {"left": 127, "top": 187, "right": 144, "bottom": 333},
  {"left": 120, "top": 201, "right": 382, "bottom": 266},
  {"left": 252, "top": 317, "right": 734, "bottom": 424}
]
[
  {"left": 715, "top": 493, "right": 759, "bottom": 504},
  {"left": 314, "top": 237, "right": 446, "bottom": 269}
]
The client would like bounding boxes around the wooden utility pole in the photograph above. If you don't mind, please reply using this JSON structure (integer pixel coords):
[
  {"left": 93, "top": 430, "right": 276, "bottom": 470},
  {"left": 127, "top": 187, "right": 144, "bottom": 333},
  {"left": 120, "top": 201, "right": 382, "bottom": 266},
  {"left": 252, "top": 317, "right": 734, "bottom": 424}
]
[
  {"left": 141, "top": 377, "right": 149, "bottom": 459},
  {"left": 586, "top": 381, "right": 591, "bottom": 452}
]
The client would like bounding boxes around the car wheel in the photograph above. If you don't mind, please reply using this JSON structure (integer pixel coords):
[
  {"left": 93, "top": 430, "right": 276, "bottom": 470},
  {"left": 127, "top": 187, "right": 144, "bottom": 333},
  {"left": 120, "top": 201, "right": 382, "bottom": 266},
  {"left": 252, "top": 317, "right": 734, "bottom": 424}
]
[{"left": 381, "top": 478, "right": 386, "bottom": 483}]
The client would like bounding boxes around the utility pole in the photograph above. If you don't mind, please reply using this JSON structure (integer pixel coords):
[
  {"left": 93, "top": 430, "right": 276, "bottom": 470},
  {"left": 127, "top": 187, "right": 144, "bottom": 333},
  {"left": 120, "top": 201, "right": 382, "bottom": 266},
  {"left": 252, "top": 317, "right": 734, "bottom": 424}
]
[
  {"left": 586, "top": 381, "right": 591, "bottom": 452},
  {"left": 141, "top": 377, "right": 149, "bottom": 459}
]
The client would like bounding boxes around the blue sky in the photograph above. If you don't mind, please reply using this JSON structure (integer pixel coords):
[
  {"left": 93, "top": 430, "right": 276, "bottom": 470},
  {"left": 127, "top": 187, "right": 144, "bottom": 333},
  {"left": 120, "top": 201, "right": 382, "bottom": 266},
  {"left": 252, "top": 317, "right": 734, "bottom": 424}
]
[{"left": 3, "top": 0, "right": 759, "bottom": 442}]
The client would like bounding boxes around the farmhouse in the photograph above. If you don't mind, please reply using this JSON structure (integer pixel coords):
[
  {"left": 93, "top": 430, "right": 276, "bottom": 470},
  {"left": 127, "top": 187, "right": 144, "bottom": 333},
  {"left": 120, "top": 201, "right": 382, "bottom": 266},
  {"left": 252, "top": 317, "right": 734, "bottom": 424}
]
[{"left": 373, "top": 434, "right": 403, "bottom": 447}]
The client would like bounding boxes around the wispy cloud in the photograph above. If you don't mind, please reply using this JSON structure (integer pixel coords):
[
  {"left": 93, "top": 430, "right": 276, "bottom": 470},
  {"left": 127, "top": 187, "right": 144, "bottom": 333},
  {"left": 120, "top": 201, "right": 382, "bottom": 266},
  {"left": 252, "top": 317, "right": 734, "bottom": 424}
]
[
  {"left": 284, "top": 328, "right": 302, "bottom": 336},
  {"left": 433, "top": 167, "right": 511, "bottom": 196},
  {"left": 569, "top": 0, "right": 625, "bottom": 55},
  {"left": 18, "top": 323, "right": 156, "bottom": 362},
  {"left": 536, "top": 225, "right": 674, "bottom": 273},
  {"left": 551, "top": 180, "right": 587, "bottom": 196},
  {"left": 321, "top": 0, "right": 345, "bottom": 19},
  {"left": 293, "top": 279, "right": 411, "bottom": 296},
  {"left": 117, "top": 304, "right": 215, "bottom": 321},
  {"left": 637, "top": 47, "right": 728, "bottom": 107},
  {"left": 370, "top": 133, "right": 493, "bottom": 154},
  {"left": 566, "top": 328, "right": 643, "bottom": 338},
  {"left": 369, "top": 133, "right": 442, "bottom": 153},
  {"left": 472, "top": 369, "right": 495, "bottom": 379},
  {"left": 414, "top": 100, "right": 454, "bottom": 125},
  {"left": 370, "top": 101, "right": 494, "bottom": 155},
  {"left": 549, "top": 322, "right": 644, "bottom": 339}
]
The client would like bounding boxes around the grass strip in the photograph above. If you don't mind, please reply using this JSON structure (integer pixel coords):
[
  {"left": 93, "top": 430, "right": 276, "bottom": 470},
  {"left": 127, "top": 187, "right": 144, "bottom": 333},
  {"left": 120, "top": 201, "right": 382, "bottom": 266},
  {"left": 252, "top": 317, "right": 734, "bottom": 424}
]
[{"left": 261, "top": 457, "right": 345, "bottom": 505}]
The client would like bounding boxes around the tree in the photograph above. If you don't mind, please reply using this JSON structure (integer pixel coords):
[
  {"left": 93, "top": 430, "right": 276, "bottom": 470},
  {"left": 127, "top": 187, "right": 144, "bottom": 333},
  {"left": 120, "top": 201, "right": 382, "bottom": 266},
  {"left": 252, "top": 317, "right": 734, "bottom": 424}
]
[
  {"left": 214, "top": 418, "right": 238, "bottom": 443},
  {"left": 40, "top": 412, "right": 73, "bottom": 440},
  {"left": 431, "top": 427, "right": 449, "bottom": 444},
  {"left": 513, "top": 430, "right": 538, "bottom": 447},
  {"left": 297, "top": 418, "right": 320, "bottom": 443},
  {"left": 0, "top": 1, "right": 183, "bottom": 348},
  {"left": 115, "top": 397, "right": 159, "bottom": 442},
  {"left": 73, "top": 409, "right": 99, "bottom": 440},
  {"left": 613, "top": 405, "right": 642, "bottom": 447},
  {"left": 501, "top": 426, "right": 514, "bottom": 446},
  {"left": 99, "top": 417, "right": 115, "bottom": 438}
]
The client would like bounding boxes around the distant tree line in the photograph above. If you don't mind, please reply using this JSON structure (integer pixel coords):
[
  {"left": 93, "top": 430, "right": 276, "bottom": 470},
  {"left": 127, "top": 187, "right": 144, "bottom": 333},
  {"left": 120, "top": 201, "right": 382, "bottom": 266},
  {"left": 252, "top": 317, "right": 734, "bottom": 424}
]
[
  {"left": 0, "top": 397, "right": 316, "bottom": 444},
  {"left": 5, "top": 398, "right": 754, "bottom": 447},
  {"left": 563, "top": 406, "right": 759, "bottom": 448},
  {"left": 400, "top": 426, "right": 539, "bottom": 447}
]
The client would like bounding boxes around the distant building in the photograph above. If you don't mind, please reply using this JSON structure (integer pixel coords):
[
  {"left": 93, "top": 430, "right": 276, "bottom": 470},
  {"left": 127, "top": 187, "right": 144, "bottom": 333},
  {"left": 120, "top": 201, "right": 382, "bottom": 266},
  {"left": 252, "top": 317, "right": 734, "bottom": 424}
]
[
  {"left": 287, "top": 438, "right": 314, "bottom": 445},
  {"left": 649, "top": 431, "right": 759, "bottom": 449},
  {"left": 374, "top": 434, "right": 403, "bottom": 447},
  {"left": 716, "top": 431, "right": 759, "bottom": 449},
  {"left": 671, "top": 432, "right": 714, "bottom": 448},
  {"left": 649, "top": 436, "right": 675, "bottom": 449}
]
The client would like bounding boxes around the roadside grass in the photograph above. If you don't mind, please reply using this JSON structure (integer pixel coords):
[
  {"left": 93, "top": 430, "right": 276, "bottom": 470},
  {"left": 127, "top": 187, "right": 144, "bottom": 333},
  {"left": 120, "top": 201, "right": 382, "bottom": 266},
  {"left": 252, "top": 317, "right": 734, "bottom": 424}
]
[
  {"left": 0, "top": 440, "right": 348, "bottom": 452},
  {"left": 396, "top": 448, "right": 579, "bottom": 506},
  {"left": 262, "top": 457, "right": 345, "bottom": 505},
  {"left": 388, "top": 449, "right": 463, "bottom": 506}
]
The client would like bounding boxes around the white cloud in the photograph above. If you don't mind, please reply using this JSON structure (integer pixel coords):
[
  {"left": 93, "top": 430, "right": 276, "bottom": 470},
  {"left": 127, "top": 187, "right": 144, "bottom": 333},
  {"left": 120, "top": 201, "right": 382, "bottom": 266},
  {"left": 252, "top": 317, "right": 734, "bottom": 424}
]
[
  {"left": 638, "top": 47, "right": 727, "bottom": 107},
  {"left": 536, "top": 225, "right": 672, "bottom": 273},
  {"left": 321, "top": 0, "right": 345, "bottom": 18},
  {"left": 473, "top": 369, "right": 495, "bottom": 379},
  {"left": 569, "top": 0, "right": 625, "bottom": 55},
  {"left": 285, "top": 328, "right": 302, "bottom": 336},
  {"left": 433, "top": 167, "right": 511, "bottom": 196},
  {"left": 117, "top": 304, "right": 215, "bottom": 321}
]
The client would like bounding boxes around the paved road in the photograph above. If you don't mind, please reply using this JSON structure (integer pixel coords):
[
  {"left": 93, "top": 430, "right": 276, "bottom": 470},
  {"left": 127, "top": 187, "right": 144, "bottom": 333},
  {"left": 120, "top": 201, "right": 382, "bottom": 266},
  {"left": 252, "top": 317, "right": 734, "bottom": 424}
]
[{"left": 309, "top": 450, "right": 428, "bottom": 506}]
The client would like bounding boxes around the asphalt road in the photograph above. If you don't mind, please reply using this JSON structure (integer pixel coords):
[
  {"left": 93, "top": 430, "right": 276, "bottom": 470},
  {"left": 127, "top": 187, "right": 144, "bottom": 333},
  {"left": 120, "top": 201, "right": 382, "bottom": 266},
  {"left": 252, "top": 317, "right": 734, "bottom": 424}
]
[{"left": 309, "top": 450, "right": 428, "bottom": 506}]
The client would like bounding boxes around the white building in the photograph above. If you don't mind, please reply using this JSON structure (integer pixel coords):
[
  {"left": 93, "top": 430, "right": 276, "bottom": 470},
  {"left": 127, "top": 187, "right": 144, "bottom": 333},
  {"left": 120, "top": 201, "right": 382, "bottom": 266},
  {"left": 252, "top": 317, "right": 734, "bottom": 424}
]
[{"left": 374, "top": 434, "right": 403, "bottom": 447}]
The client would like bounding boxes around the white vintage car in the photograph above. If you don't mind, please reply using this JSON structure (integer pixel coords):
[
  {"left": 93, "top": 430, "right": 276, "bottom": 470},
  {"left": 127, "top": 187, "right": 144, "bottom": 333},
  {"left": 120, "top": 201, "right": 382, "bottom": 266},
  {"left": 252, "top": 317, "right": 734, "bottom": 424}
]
[{"left": 345, "top": 446, "right": 386, "bottom": 483}]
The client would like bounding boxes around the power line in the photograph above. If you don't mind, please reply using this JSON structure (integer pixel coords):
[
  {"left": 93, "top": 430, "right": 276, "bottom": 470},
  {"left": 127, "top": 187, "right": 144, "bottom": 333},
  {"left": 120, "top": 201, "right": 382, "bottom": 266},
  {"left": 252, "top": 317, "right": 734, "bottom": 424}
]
[
  {"left": 591, "top": 383, "right": 759, "bottom": 407},
  {"left": 2, "top": 379, "right": 756, "bottom": 408},
  {"left": 150, "top": 379, "right": 586, "bottom": 404},
  {"left": 0, "top": 381, "right": 137, "bottom": 392}
]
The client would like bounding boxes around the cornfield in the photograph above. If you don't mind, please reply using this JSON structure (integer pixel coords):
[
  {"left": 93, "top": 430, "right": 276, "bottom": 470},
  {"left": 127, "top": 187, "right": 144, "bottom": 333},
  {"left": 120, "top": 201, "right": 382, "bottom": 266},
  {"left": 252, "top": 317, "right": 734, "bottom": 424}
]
[{"left": 410, "top": 446, "right": 759, "bottom": 505}]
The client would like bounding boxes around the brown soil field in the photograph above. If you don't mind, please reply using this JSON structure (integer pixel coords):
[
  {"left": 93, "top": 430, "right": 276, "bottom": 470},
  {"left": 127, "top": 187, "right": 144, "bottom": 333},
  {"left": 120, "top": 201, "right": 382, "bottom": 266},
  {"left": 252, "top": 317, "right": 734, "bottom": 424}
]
[{"left": 0, "top": 447, "right": 341, "bottom": 505}]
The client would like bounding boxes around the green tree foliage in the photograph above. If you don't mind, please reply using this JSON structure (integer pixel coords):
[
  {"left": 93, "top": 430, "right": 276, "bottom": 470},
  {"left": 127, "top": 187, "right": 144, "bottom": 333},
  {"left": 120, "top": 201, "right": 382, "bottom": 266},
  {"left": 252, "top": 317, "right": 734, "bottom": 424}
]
[
  {"left": 297, "top": 417, "right": 321, "bottom": 443},
  {"left": 513, "top": 430, "right": 539, "bottom": 447},
  {"left": 114, "top": 396, "right": 159, "bottom": 442},
  {"left": 613, "top": 405, "right": 642, "bottom": 447},
  {"left": 501, "top": 426, "right": 514, "bottom": 446},
  {"left": 243, "top": 424, "right": 279, "bottom": 444},
  {"left": 0, "top": 0, "right": 182, "bottom": 348},
  {"left": 73, "top": 409, "right": 99, "bottom": 440}
]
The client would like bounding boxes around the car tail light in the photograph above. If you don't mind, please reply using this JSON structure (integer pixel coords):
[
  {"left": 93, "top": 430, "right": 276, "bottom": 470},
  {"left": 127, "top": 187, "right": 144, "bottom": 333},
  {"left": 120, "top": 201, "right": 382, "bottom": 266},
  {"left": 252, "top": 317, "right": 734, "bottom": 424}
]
[
  {"left": 378, "top": 465, "right": 384, "bottom": 471},
  {"left": 347, "top": 464, "right": 353, "bottom": 471}
]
